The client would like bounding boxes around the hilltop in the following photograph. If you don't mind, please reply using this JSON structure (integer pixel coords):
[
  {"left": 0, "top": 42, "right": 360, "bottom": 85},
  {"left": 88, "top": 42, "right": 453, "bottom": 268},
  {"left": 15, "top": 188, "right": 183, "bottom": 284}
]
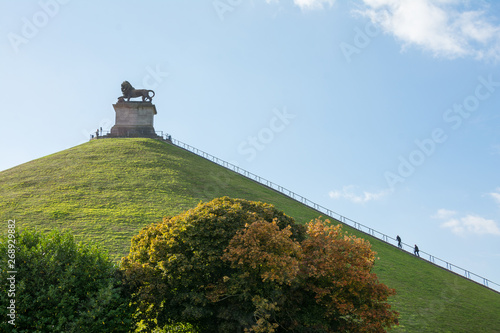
[{"left": 1, "top": 138, "right": 499, "bottom": 332}]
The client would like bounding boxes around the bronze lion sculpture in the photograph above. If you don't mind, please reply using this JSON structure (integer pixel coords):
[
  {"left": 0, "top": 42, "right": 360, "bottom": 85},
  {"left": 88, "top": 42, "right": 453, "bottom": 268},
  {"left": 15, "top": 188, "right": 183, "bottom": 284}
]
[{"left": 118, "top": 81, "right": 155, "bottom": 102}]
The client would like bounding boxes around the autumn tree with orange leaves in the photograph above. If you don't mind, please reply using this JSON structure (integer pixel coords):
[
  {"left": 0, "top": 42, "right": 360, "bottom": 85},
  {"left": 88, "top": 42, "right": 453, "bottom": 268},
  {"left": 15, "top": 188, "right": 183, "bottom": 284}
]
[{"left": 121, "top": 197, "right": 398, "bottom": 332}]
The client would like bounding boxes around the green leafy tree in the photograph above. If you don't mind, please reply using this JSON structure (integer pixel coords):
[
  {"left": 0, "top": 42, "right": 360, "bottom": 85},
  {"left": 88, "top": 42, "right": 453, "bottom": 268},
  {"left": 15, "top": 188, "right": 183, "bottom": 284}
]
[
  {"left": 0, "top": 228, "right": 134, "bottom": 333},
  {"left": 121, "top": 197, "right": 305, "bottom": 332},
  {"left": 122, "top": 197, "right": 398, "bottom": 332}
]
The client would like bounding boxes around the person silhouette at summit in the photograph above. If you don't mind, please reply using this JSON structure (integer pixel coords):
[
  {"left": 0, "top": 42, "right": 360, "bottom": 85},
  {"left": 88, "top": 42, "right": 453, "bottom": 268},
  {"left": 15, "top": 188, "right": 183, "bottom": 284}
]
[
  {"left": 396, "top": 235, "right": 402, "bottom": 249},
  {"left": 414, "top": 244, "right": 420, "bottom": 257}
]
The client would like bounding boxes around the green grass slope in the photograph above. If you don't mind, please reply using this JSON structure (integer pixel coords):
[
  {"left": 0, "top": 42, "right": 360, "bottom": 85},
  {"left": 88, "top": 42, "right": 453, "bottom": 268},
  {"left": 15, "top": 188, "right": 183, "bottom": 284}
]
[{"left": 1, "top": 138, "right": 499, "bottom": 332}]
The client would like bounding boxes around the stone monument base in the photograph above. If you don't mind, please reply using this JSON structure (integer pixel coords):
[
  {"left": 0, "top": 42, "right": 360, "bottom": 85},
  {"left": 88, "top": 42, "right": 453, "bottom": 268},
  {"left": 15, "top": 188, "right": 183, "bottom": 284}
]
[
  {"left": 109, "top": 102, "right": 159, "bottom": 138},
  {"left": 109, "top": 125, "right": 157, "bottom": 137}
]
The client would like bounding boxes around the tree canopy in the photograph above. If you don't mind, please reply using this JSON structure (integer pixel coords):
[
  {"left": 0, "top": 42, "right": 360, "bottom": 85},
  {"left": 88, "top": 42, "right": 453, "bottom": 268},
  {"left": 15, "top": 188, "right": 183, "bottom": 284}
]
[
  {"left": 0, "top": 228, "right": 134, "bottom": 332},
  {"left": 121, "top": 197, "right": 399, "bottom": 332}
]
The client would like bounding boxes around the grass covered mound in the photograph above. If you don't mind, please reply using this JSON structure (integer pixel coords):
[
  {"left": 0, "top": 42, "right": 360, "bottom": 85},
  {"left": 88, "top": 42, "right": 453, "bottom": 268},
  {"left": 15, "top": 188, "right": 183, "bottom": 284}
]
[
  {"left": 1, "top": 138, "right": 499, "bottom": 332},
  {"left": 0, "top": 138, "right": 320, "bottom": 259}
]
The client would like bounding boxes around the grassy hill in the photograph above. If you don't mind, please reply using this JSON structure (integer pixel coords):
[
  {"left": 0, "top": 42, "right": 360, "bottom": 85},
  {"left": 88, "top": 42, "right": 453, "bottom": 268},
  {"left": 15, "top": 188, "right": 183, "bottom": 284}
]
[{"left": 1, "top": 138, "right": 499, "bottom": 332}]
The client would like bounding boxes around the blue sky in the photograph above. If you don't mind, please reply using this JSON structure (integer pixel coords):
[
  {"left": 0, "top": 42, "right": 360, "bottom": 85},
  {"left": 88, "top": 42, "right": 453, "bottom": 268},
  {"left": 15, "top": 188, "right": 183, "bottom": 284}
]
[{"left": 1, "top": 0, "right": 500, "bottom": 288}]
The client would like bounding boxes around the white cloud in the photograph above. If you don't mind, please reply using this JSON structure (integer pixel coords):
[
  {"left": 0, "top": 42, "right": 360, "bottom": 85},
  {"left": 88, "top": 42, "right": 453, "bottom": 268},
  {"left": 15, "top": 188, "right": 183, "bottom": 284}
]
[
  {"left": 293, "top": 0, "right": 335, "bottom": 10},
  {"left": 489, "top": 188, "right": 500, "bottom": 205},
  {"left": 434, "top": 210, "right": 500, "bottom": 236},
  {"left": 462, "top": 215, "right": 500, "bottom": 235},
  {"left": 440, "top": 217, "right": 464, "bottom": 234},
  {"left": 329, "top": 185, "right": 391, "bottom": 203},
  {"left": 432, "top": 208, "right": 457, "bottom": 220},
  {"left": 266, "top": 0, "right": 336, "bottom": 10},
  {"left": 358, "top": 0, "right": 500, "bottom": 61}
]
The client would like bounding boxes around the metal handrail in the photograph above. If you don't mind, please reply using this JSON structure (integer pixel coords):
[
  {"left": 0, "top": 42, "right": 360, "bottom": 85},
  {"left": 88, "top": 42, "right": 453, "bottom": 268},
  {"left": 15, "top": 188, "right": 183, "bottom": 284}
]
[{"left": 169, "top": 137, "right": 500, "bottom": 293}]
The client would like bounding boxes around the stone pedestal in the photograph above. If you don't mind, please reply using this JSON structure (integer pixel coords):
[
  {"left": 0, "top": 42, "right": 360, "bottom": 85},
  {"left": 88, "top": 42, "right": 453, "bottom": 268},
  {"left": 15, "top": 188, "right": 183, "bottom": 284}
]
[{"left": 109, "top": 102, "right": 159, "bottom": 137}]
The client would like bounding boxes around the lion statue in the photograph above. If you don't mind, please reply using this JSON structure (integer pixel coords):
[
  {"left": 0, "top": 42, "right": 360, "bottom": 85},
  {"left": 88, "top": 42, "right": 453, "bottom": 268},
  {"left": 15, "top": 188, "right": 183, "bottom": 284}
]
[{"left": 118, "top": 81, "right": 155, "bottom": 102}]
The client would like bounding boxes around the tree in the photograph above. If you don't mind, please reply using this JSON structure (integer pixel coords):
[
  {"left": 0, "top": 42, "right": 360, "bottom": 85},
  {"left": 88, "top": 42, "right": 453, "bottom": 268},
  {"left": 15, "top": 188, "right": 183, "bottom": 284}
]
[
  {"left": 122, "top": 197, "right": 398, "bottom": 332},
  {"left": 218, "top": 218, "right": 399, "bottom": 332},
  {"left": 0, "top": 228, "right": 134, "bottom": 333},
  {"left": 218, "top": 219, "right": 303, "bottom": 332},
  {"left": 296, "top": 219, "right": 399, "bottom": 332},
  {"left": 121, "top": 197, "right": 305, "bottom": 332}
]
